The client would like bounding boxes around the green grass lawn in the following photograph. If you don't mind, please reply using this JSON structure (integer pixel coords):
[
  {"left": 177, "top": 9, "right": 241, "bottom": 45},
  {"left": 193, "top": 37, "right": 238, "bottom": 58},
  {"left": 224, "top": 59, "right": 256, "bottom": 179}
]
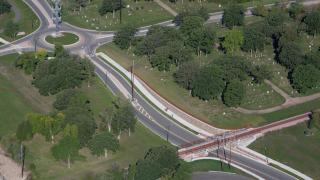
[
  {"left": 45, "top": 33, "right": 79, "bottom": 46},
  {"left": 249, "top": 123, "right": 320, "bottom": 179},
  {"left": 241, "top": 80, "right": 285, "bottom": 110},
  {"left": 0, "top": 0, "right": 40, "bottom": 41},
  {"left": 165, "top": 0, "right": 279, "bottom": 14},
  {"left": 190, "top": 159, "right": 243, "bottom": 175},
  {"left": 61, "top": 0, "right": 173, "bottom": 31},
  {"left": 0, "top": 74, "right": 35, "bottom": 137}
]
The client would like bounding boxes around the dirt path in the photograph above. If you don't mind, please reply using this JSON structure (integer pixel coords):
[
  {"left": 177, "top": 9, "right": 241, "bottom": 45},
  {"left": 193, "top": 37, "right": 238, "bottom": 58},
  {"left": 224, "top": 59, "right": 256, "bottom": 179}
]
[
  {"left": 264, "top": 80, "right": 291, "bottom": 101},
  {"left": 0, "top": 148, "right": 28, "bottom": 180},
  {"left": 8, "top": 0, "right": 22, "bottom": 23},
  {"left": 154, "top": 0, "right": 177, "bottom": 16},
  {"left": 236, "top": 91, "right": 320, "bottom": 114}
]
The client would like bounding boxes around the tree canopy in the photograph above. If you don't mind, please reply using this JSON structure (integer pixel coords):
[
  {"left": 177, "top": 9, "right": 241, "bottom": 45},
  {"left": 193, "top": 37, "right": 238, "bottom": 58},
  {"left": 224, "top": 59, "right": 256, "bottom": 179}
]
[
  {"left": 114, "top": 25, "right": 137, "bottom": 49},
  {"left": 0, "top": 0, "right": 11, "bottom": 15},
  {"left": 291, "top": 64, "right": 320, "bottom": 94},
  {"left": 222, "top": 80, "right": 245, "bottom": 107},
  {"left": 192, "top": 66, "right": 225, "bottom": 100},
  {"left": 88, "top": 132, "right": 120, "bottom": 157},
  {"left": 134, "top": 146, "right": 179, "bottom": 180},
  {"left": 33, "top": 49, "right": 94, "bottom": 96},
  {"left": 304, "top": 10, "right": 320, "bottom": 35},
  {"left": 51, "top": 136, "right": 80, "bottom": 168},
  {"left": 222, "top": 4, "right": 245, "bottom": 28},
  {"left": 222, "top": 28, "right": 244, "bottom": 54}
]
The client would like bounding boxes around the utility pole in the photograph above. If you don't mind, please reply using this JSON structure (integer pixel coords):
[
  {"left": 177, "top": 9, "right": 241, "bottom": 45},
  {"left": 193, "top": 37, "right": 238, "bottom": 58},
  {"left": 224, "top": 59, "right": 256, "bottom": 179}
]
[
  {"left": 53, "top": 0, "right": 62, "bottom": 34},
  {"left": 119, "top": 0, "right": 122, "bottom": 24},
  {"left": 20, "top": 144, "right": 25, "bottom": 178},
  {"left": 131, "top": 59, "right": 135, "bottom": 101},
  {"left": 34, "top": 37, "right": 38, "bottom": 52}
]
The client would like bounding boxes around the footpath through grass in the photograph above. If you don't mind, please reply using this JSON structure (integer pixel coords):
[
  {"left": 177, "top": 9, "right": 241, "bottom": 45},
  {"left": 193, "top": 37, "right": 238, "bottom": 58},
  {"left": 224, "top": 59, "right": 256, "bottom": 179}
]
[
  {"left": 250, "top": 123, "right": 320, "bottom": 179},
  {"left": 45, "top": 33, "right": 79, "bottom": 46},
  {"left": 62, "top": 0, "right": 173, "bottom": 31},
  {"left": 0, "top": 0, "right": 40, "bottom": 41}
]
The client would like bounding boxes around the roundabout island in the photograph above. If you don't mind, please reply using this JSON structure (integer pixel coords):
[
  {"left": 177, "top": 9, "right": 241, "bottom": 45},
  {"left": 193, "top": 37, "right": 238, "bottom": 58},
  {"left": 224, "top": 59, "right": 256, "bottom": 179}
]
[{"left": 45, "top": 32, "right": 79, "bottom": 46}]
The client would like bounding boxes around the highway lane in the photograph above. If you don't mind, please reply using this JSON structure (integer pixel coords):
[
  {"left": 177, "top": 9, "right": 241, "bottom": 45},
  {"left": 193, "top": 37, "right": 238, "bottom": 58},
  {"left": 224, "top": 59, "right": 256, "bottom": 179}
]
[
  {"left": 91, "top": 55, "right": 202, "bottom": 145},
  {"left": 0, "top": 0, "right": 318, "bottom": 178},
  {"left": 211, "top": 150, "right": 296, "bottom": 180}
]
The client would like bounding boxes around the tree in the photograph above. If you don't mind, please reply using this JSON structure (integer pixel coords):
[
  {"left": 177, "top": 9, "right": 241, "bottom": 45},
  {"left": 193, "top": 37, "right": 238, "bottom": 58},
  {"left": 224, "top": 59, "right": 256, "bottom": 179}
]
[
  {"left": 222, "top": 4, "right": 245, "bottom": 28},
  {"left": 192, "top": 66, "right": 225, "bottom": 100},
  {"left": 213, "top": 56, "right": 252, "bottom": 82},
  {"left": 242, "top": 26, "right": 265, "bottom": 54},
  {"left": 185, "top": 26, "right": 215, "bottom": 56},
  {"left": 26, "top": 112, "right": 64, "bottom": 143},
  {"left": 180, "top": 16, "right": 204, "bottom": 36},
  {"left": 51, "top": 136, "right": 80, "bottom": 168},
  {"left": 306, "top": 50, "right": 320, "bottom": 69},
  {"left": 54, "top": 89, "right": 90, "bottom": 111},
  {"left": 251, "top": 65, "right": 272, "bottom": 83},
  {"left": 173, "top": 8, "right": 209, "bottom": 26},
  {"left": 63, "top": 124, "right": 78, "bottom": 139},
  {"left": 291, "top": 64, "right": 320, "bottom": 94},
  {"left": 278, "top": 42, "right": 304, "bottom": 70},
  {"left": 263, "top": 9, "right": 287, "bottom": 38},
  {"left": 252, "top": 2, "right": 268, "bottom": 17},
  {"left": 99, "top": 105, "right": 117, "bottom": 132},
  {"left": 222, "top": 28, "right": 244, "bottom": 54},
  {"left": 222, "top": 80, "right": 245, "bottom": 107},
  {"left": 134, "top": 146, "right": 179, "bottom": 180},
  {"left": 64, "top": 106, "right": 96, "bottom": 146},
  {"left": 33, "top": 51, "right": 94, "bottom": 96},
  {"left": 134, "top": 26, "right": 182, "bottom": 60},
  {"left": 174, "top": 61, "right": 200, "bottom": 90},
  {"left": 67, "top": 0, "right": 90, "bottom": 11},
  {"left": 150, "top": 46, "right": 171, "bottom": 71},
  {"left": 16, "top": 121, "right": 33, "bottom": 142},
  {"left": 15, "top": 52, "right": 44, "bottom": 74},
  {"left": 114, "top": 25, "right": 137, "bottom": 49},
  {"left": 4, "top": 20, "right": 19, "bottom": 39},
  {"left": 304, "top": 11, "right": 320, "bottom": 36},
  {"left": 288, "top": 2, "right": 304, "bottom": 19},
  {"left": 0, "top": 0, "right": 11, "bottom": 15},
  {"left": 111, "top": 102, "right": 136, "bottom": 138},
  {"left": 99, "top": 0, "right": 122, "bottom": 17},
  {"left": 88, "top": 132, "right": 119, "bottom": 157}
]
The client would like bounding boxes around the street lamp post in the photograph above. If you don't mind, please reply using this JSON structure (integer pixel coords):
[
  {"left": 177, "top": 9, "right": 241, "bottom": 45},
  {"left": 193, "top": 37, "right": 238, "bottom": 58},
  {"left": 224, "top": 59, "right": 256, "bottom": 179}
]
[
  {"left": 131, "top": 58, "right": 135, "bottom": 101},
  {"left": 53, "top": 0, "right": 62, "bottom": 34}
]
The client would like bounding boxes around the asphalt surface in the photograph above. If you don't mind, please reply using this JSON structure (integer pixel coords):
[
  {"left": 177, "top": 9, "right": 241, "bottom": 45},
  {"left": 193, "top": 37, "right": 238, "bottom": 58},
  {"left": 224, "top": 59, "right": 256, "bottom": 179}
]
[
  {"left": 0, "top": 0, "right": 316, "bottom": 179},
  {"left": 192, "top": 172, "right": 250, "bottom": 180},
  {"left": 211, "top": 150, "right": 296, "bottom": 180}
]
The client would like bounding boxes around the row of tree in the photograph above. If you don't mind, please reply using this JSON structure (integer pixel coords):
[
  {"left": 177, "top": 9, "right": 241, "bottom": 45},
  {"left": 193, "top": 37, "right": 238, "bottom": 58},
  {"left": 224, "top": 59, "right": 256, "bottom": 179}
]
[{"left": 15, "top": 47, "right": 137, "bottom": 169}]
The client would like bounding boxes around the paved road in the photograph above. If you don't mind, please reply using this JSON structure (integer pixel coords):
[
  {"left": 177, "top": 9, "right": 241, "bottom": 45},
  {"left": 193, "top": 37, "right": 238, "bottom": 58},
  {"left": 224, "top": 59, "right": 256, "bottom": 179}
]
[
  {"left": 210, "top": 150, "right": 296, "bottom": 180},
  {"left": 192, "top": 171, "right": 250, "bottom": 180},
  {"left": 0, "top": 0, "right": 318, "bottom": 179}
]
